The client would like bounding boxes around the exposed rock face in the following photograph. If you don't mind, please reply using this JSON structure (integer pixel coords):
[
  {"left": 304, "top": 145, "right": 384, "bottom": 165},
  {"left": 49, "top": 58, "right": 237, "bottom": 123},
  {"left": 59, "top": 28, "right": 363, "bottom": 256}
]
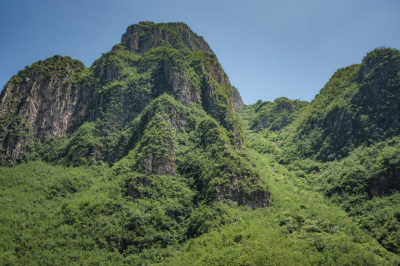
[
  {"left": 162, "top": 57, "right": 201, "bottom": 106},
  {"left": 369, "top": 168, "right": 400, "bottom": 197},
  {"left": 232, "top": 86, "right": 244, "bottom": 109},
  {"left": 0, "top": 22, "right": 244, "bottom": 164},
  {"left": 216, "top": 177, "right": 271, "bottom": 209},
  {"left": 0, "top": 56, "right": 93, "bottom": 163},
  {"left": 198, "top": 56, "right": 243, "bottom": 148},
  {"left": 131, "top": 101, "right": 183, "bottom": 176}
]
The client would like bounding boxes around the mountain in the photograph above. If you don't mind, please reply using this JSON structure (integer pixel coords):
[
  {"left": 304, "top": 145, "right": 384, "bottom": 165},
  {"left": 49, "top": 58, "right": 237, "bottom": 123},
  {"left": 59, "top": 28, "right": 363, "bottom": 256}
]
[
  {"left": 1, "top": 23, "right": 399, "bottom": 264},
  {"left": 0, "top": 22, "right": 244, "bottom": 165},
  {"left": 0, "top": 21, "right": 270, "bottom": 207},
  {"left": 282, "top": 48, "right": 400, "bottom": 162},
  {"left": 242, "top": 48, "right": 400, "bottom": 255}
]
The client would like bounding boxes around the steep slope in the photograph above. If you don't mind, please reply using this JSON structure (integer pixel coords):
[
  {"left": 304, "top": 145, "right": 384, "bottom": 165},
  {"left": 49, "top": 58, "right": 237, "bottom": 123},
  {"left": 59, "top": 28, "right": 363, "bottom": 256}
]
[
  {"left": 1, "top": 113, "right": 398, "bottom": 264},
  {"left": 0, "top": 56, "right": 93, "bottom": 164},
  {"left": 121, "top": 22, "right": 212, "bottom": 54},
  {"left": 283, "top": 48, "right": 400, "bottom": 162},
  {"left": 110, "top": 94, "right": 270, "bottom": 208},
  {"left": 317, "top": 137, "right": 400, "bottom": 253},
  {"left": 89, "top": 21, "right": 243, "bottom": 150},
  {"left": 2, "top": 22, "right": 399, "bottom": 265}
]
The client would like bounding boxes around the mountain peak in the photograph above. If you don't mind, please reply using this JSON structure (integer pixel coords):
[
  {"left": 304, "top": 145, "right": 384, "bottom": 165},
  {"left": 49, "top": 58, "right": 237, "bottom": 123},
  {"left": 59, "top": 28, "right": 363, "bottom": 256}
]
[
  {"left": 120, "top": 21, "right": 212, "bottom": 54},
  {"left": 358, "top": 47, "right": 400, "bottom": 79}
]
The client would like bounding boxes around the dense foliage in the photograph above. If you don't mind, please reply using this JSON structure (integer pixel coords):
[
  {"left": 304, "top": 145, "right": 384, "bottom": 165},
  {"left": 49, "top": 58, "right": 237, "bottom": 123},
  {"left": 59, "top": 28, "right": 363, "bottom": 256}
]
[
  {"left": 1, "top": 145, "right": 398, "bottom": 264},
  {"left": 250, "top": 97, "right": 308, "bottom": 132},
  {"left": 317, "top": 137, "right": 400, "bottom": 253},
  {"left": 0, "top": 162, "right": 205, "bottom": 264}
]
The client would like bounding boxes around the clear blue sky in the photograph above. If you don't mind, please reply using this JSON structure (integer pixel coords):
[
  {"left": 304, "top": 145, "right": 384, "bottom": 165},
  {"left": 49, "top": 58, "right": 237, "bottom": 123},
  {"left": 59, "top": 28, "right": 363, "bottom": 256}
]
[{"left": 1, "top": 0, "right": 399, "bottom": 104}]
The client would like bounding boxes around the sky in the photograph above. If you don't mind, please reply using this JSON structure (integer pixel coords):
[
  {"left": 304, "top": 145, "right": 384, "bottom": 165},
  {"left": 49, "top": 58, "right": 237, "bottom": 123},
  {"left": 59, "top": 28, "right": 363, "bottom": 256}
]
[{"left": 1, "top": 0, "right": 399, "bottom": 104}]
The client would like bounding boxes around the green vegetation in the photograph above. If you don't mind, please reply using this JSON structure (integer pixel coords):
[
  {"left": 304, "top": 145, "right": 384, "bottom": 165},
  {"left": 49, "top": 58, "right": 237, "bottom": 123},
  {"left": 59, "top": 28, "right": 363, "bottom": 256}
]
[
  {"left": 0, "top": 161, "right": 192, "bottom": 264},
  {"left": 1, "top": 141, "right": 398, "bottom": 264},
  {"left": 250, "top": 97, "right": 308, "bottom": 132},
  {"left": 316, "top": 137, "right": 400, "bottom": 253},
  {"left": 166, "top": 150, "right": 398, "bottom": 265},
  {"left": 0, "top": 55, "right": 88, "bottom": 165},
  {"left": 0, "top": 22, "right": 242, "bottom": 165},
  {"left": 7, "top": 55, "right": 85, "bottom": 86}
]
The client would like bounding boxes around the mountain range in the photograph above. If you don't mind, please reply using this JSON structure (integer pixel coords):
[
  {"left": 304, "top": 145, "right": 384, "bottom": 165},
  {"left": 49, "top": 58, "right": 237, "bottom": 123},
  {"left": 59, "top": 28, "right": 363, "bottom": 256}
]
[{"left": 0, "top": 22, "right": 399, "bottom": 264}]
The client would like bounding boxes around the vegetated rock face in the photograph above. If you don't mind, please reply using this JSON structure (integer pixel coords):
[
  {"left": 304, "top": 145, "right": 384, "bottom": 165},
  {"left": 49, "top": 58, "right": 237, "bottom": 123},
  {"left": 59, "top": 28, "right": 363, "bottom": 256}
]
[
  {"left": 0, "top": 22, "right": 268, "bottom": 209},
  {"left": 354, "top": 49, "right": 400, "bottom": 136},
  {"left": 121, "top": 22, "right": 212, "bottom": 54},
  {"left": 112, "top": 95, "right": 270, "bottom": 209},
  {"left": 0, "top": 56, "right": 93, "bottom": 163},
  {"left": 216, "top": 177, "right": 271, "bottom": 209},
  {"left": 283, "top": 48, "right": 400, "bottom": 161},
  {"left": 369, "top": 171, "right": 400, "bottom": 197},
  {"left": 89, "top": 21, "right": 243, "bottom": 147},
  {"left": 251, "top": 97, "right": 308, "bottom": 132}
]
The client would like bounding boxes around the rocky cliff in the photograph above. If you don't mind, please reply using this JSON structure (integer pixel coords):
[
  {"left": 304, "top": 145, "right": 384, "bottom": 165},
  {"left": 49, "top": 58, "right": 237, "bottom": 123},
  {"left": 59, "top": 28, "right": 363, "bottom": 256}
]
[
  {"left": 0, "top": 56, "right": 94, "bottom": 163},
  {"left": 232, "top": 86, "right": 244, "bottom": 109}
]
